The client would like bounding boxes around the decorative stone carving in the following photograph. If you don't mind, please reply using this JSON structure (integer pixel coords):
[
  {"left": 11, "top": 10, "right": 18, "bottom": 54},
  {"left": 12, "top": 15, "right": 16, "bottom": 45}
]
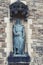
[{"left": 9, "top": 1, "right": 29, "bottom": 21}]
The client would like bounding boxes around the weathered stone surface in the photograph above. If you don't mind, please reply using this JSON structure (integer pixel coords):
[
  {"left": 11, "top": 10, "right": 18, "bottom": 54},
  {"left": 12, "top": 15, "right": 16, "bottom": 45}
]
[
  {"left": 0, "top": 48, "right": 4, "bottom": 52},
  {"left": 28, "top": 0, "right": 43, "bottom": 65},
  {"left": 0, "top": 0, "right": 9, "bottom": 65},
  {"left": 0, "top": 42, "right": 6, "bottom": 48},
  {"left": 2, "top": 52, "right": 6, "bottom": 57},
  {"left": 0, "top": 59, "right": 4, "bottom": 64},
  {"left": 0, "top": 0, "right": 43, "bottom": 65},
  {"left": 1, "top": 43, "right": 6, "bottom": 48}
]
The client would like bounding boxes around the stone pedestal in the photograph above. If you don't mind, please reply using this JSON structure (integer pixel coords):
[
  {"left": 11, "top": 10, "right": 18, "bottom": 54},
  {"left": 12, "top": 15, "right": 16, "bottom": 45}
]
[{"left": 8, "top": 54, "right": 30, "bottom": 65}]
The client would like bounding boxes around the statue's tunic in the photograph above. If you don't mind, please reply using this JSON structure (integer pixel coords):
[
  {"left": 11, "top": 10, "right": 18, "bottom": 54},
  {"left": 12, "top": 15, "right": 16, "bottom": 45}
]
[{"left": 13, "top": 24, "right": 25, "bottom": 54}]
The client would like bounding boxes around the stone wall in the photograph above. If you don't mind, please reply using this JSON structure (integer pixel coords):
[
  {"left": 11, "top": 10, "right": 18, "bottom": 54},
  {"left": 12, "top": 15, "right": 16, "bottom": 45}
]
[
  {"left": 0, "top": 0, "right": 10, "bottom": 65},
  {"left": 28, "top": 0, "right": 43, "bottom": 65},
  {"left": 0, "top": 0, "right": 43, "bottom": 65}
]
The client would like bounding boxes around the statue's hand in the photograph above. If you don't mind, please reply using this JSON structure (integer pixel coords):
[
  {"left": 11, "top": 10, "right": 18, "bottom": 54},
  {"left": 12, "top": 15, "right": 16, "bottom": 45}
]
[{"left": 15, "top": 32, "right": 20, "bottom": 36}]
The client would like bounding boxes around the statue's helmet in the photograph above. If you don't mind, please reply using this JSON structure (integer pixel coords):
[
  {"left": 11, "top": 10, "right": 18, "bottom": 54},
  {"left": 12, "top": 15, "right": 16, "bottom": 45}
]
[{"left": 15, "top": 19, "right": 21, "bottom": 24}]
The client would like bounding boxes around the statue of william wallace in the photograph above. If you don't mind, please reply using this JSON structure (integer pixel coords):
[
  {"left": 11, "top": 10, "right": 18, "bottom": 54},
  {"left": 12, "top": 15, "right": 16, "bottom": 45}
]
[{"left": 13, "top": 19, "right": 25, "bottom": 54}]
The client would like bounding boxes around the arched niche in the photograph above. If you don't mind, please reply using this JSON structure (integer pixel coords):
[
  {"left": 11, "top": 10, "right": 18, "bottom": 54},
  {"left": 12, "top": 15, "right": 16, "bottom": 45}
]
[
  {"left": 9, "top": 0, "right": 29, "bottom": 54},
  {"left": 4, "top": 1, "right": 33, "bottom": 58}
]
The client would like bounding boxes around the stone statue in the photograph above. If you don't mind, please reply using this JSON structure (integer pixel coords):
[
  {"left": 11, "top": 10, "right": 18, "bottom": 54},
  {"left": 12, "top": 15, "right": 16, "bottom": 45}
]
[{"left": 13, "top": 19, "right": 25, "bottom": 54}]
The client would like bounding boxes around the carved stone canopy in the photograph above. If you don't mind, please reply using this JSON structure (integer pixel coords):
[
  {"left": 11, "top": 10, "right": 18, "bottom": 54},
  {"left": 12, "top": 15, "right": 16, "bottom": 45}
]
[{"left": 9, "top": 1, "right": 29, "bottom": 21}]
